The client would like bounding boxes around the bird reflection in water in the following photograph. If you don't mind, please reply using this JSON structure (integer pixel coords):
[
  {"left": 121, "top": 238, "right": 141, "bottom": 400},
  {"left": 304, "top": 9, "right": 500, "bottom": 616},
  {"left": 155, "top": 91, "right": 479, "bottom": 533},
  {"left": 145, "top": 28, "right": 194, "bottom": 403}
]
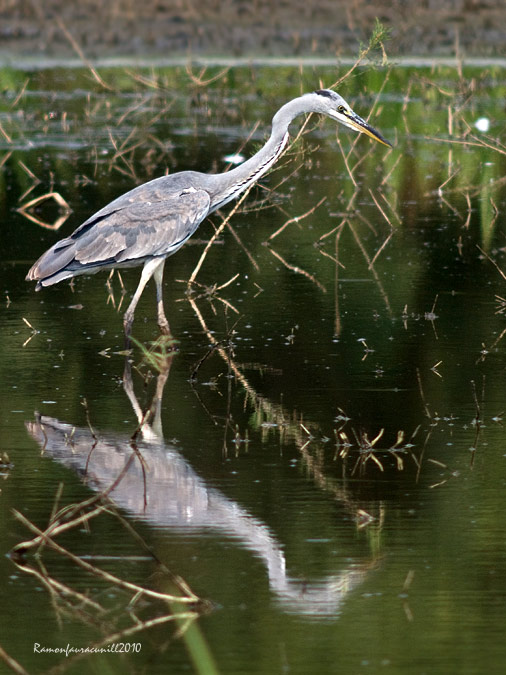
[{"left": 26, "top": 350, "right": 380, "bottom": 617}]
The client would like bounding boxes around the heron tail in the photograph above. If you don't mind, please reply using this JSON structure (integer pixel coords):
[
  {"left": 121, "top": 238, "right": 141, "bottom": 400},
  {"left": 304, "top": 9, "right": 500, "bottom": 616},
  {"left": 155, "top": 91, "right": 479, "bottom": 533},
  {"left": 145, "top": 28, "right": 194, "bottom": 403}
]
[{"left": 26, "top": 238, "right": 77, "bottom": 288}]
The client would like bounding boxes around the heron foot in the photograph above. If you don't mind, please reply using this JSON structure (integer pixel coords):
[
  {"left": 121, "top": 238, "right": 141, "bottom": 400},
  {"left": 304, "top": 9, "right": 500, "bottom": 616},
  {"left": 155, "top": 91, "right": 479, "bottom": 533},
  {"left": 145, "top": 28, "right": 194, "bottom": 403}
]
[{"left": 157, "top": 313, "right": 171, "bottom": 336}]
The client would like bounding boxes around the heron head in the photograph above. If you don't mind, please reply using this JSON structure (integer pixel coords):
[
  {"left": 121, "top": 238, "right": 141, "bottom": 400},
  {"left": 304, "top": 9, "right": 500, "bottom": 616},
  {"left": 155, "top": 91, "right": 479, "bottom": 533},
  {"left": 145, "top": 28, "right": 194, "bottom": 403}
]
[{"left": 313, "top": 89, "right": 392, "bottom": 148}]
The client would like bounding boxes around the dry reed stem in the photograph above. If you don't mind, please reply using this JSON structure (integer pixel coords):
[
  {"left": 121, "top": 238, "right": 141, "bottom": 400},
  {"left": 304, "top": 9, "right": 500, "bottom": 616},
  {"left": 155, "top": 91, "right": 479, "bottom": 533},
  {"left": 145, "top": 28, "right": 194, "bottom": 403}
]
[
  {"left": 144, "top": 100, "right": 178, "bottom": 130},
  {"left": 378, "top": 191, "right": 402, "bottom": 224},
  {"left": 380, "top": 153, "right": 402, "bottom": 186},
  {"left": 189, "top": 185, "right": 253, "bottom": 284},
  {"left": 0, "top": 646, "right": 29, "bottom": 675},
  {"left": 368, "top": 188, "right": 394, "bottom": 227},
  {"left": 416, "top": 368, "right": 431, "bottom": 419},
  {"left": 319, "top": 191, "right": 358, "bottom": 242},
  {"left": 116, "top": 94, "right": 153, "bottom": 126},
  {"left": 124, "top": 68, "right": 164, "bottom": 90},
  {"left": 179, "top": 274, "right": 242, "bottom": 318},
  {"left": 369, "top": 231, "right": 394, "bottom": 269},
  {"left": 188, "top": 297, "right": 244, "bottom": 382},
  {"left": 433, "top": 174, "right": 506, "bottom": 198},
  {"left": 330, "top": 33, "right": 386, "bottom": 91},
  {"left": 22, "top": 317, "right": 38, "bottom": 347},
  {"left": 226, "top": 223, "right": 260, "bottom": 270},
  {"left": 17, "top": 191, "right": 72, "bottom": 231},
  {"left": 267, "top": 246, "right": 326, "bottom": 293},
  {"left": 14, "top": 504, "right": 108, "bottom": 552},
  {"left": 333, "top": 224, "right": 345, "bottom": 336},
  {"left": 367, "top": 189, "right": 395, "bottom": 268},
  {"left": 427, "top": 134, "right": 506, "bottom": 156},
  {"left": 17, "top": 160, "right": 41, "bottom": 202},
  {"left": 476, "top": 326, "right": 506, "bottom": 365},
  {"left": 259, "top": 159, "right": 305, "bottom": 202},
  {"left": 476, "top": 245, "right": 506, "bottom": 282},
  {"left": 346, "top": 221, "right": 392, "bottom": 314},
  {"left": 0, "top": 123, "right": 12, "bottom": 144},
  {"left": 213, "top": 272, "right": 240, "bottom": 292},
  {"left": 10, "top": 78, "right": 29, "bottom": 109},
  {"left": 215, "top": 295, "right": 240, "bottom": 315},
  {"left": 107, "top": 128, "right": 142, "bottom": 180},
  {"left": 185, "top": 63, "right": 230, "bottom": 87},
  {"left": 349, "top": 142, "right": 376, "bottom": 176},
  {"left": 436, "top": 167, "right": 461, "bottom": 195},
  {"left": 268, "top": 196, "right": 327, "bottom": 240},
  {"left": 317, "top": 246, "right": 346, "bottom": 269},
  {"left": 12, "top": 508, "right": 199, "bottom": 604},
  {"left": 48, "top": 481, "right": 65, "bottom": 530},
  {"left": 463, "top": 191, "right": 472, "bottom": 229},
  {"left": 12, "top": 556, "right": 105, "bottom": 613},
  {"left": 337, "top": 136, "right": 357, "bottom": 187},
  {"left": 55, "top": 17, "right": 112, "bottom": 91},
  {"left": 0, "top": 151, "right": 12, "bottom": 169}
]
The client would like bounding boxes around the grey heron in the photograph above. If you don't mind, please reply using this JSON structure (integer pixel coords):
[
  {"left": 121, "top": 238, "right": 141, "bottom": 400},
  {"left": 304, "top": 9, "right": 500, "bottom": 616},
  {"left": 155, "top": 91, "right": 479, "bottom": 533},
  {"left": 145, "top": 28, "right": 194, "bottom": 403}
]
[{"left": 26, "top": 89, "right": 391, "bottom": 337}]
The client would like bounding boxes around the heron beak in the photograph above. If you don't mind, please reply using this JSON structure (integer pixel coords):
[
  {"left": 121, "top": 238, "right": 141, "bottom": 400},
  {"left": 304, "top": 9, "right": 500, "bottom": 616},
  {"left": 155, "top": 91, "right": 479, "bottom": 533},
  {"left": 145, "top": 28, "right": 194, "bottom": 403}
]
[
  {"left": 353, "top": 115, "right": 392, "bottom": 147},
  {"left": 330, "top": 110, "right": 392, "bottom": 148}
]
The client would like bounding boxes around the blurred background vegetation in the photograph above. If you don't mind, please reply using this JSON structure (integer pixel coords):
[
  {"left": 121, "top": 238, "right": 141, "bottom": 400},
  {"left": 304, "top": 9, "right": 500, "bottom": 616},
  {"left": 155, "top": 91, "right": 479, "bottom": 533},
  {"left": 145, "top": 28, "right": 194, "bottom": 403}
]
[{"left": 1, "top": 0, "right": 506, "bottom": 61}]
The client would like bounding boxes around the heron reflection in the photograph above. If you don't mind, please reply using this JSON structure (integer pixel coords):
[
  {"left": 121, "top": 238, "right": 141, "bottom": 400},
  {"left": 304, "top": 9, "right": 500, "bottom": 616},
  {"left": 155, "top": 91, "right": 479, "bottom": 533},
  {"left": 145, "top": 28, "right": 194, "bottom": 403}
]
[{"left": 26, "top": 358, "right": 379, "bottom": 617}]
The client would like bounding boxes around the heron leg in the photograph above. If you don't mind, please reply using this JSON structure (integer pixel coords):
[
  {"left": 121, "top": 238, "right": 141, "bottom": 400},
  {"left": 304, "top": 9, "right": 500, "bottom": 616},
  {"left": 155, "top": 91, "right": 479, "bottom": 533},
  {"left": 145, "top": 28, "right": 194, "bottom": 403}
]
[
  {"left": 153, "top": 258, "right": 171, "bottom": 336},
  {"left": 123, "top": 257, "right": 163, "bottom": 337}
]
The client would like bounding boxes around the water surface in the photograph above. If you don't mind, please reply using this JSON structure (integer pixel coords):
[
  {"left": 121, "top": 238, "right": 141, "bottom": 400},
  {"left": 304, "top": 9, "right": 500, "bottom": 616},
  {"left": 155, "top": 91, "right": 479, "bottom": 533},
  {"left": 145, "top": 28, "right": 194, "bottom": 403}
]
[{"left": 1, "top": 62, "right": 506, "bottom": 674}]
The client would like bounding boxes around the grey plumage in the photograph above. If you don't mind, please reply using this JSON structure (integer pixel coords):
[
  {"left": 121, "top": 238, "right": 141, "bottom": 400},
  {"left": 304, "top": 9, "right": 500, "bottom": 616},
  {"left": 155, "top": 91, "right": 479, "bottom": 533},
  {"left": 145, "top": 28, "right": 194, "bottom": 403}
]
[
  {"left": 32, "top": 187, "right": 210, "bottom": 285},
  {"left": 26, "top": 89, "right": 391, "bottom": 337}
]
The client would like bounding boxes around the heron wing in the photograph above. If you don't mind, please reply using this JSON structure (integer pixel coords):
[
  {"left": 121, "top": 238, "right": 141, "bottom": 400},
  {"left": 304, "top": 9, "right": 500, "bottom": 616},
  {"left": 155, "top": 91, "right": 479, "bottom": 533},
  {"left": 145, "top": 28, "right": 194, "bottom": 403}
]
[
  {"left": 27, "top": 188, "right": 211, "bottom": 284},
  {"left": 74, "top": 189, "right": 211, "bottom": 264}
]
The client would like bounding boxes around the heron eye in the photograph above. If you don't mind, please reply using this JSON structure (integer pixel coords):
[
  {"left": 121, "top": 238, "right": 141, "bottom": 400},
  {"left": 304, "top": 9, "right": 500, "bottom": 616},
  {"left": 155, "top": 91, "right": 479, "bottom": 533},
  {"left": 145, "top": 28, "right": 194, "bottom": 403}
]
[{"left": 337, "top": 105, "right": 346, "bottom": 114}]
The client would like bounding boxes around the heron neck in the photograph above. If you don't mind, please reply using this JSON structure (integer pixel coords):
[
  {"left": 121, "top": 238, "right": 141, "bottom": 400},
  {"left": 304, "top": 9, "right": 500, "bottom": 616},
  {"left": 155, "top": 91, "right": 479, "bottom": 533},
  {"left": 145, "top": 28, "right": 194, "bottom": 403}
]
[{"left": 209, "top": 99, "right": 306, "bottom": 211}]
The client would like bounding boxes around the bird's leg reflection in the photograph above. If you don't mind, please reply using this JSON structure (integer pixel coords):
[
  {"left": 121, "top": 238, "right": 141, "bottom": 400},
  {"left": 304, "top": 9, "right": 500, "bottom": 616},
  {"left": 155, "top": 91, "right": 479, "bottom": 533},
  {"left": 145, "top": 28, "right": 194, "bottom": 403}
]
[{"left": 123, "top": 353, "right": 172, "bottom": 443}]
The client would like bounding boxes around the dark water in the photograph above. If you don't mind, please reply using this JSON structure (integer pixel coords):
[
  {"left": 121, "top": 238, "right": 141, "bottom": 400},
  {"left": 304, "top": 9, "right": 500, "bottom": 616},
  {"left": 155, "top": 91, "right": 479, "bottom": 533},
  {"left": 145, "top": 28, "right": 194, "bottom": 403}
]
[{"left": 1, "top": 63, "right": 506, "bottom": 674}]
